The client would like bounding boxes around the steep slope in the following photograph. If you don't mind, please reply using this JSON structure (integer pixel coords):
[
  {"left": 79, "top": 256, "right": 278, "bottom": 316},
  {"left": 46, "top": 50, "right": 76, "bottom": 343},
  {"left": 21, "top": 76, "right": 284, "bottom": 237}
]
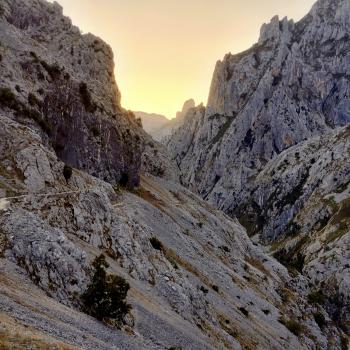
[
  {"left": 0, "top": 114, "right": 347, "bottom": 350},
  {"left": 167, "top": 0, "right": 350, "bottom": 211},
  {"left": 166, "top": 0, "right": 350, "bottom": 337},
  {"left": 0, "top": 0, "right": 143, "bottom": 187}
]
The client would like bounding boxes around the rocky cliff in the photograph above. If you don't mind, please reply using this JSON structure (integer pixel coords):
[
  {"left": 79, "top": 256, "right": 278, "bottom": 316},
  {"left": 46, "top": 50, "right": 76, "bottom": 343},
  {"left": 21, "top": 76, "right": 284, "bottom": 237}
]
[
  {"left": 0, "top": 0, "right": 143, "bottom": 188},
  {"left": 168, "top": 0, "right": 350, "bottom": 211},
  {"left": 0, "top": 0, "right": 349, "bottom": 349},
  {"left": 167, "top": 0, "right": 350, "bottom": 336},
  {"left": 0, "top": 114, "right": 346, "bottom": 350}
]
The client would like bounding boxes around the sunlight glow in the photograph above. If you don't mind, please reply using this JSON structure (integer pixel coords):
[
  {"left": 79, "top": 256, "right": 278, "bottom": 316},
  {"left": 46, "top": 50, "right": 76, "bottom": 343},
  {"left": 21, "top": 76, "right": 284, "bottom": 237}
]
[{"left": 53, "top": 0, "right": 315, "bottom": 118}]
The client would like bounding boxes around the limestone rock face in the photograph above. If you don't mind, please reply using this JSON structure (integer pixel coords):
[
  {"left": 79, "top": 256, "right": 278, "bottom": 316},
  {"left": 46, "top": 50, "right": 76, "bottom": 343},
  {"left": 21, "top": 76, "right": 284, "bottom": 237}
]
[
  {"left": 167, "top": 0, "right": 350, "bottom": 336},
  {"left": 0, "top": 114, "right": 346, "bottom": 349},
  {"left": 0, "top": 0, "right": 143, "bottom": 187},
  {"left": 167, "top": 0, "right": 350, "bottom": 212}
]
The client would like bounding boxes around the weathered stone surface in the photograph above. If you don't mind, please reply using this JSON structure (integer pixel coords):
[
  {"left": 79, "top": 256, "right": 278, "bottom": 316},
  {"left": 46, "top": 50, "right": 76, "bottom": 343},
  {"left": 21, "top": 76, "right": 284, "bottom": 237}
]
[
  {"left": 167, "top": 0, "right": 350, "bottom": 213},
  {"left": 0, "top": 0, "right": 143, "bottom": 187},
  {"left": 0, "top": 110, "right": 346, "bottom": 349}
]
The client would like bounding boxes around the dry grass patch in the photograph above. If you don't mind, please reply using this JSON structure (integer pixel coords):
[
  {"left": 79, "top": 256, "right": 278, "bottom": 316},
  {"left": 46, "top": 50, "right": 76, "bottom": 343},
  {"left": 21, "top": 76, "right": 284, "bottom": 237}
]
[{"left": 0, "top": 314, "right": 75, "bottom": 350}]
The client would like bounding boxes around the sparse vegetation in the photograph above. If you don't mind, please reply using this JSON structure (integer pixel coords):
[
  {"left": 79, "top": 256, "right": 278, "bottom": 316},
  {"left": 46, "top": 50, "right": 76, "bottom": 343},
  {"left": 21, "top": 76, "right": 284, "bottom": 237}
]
[
  {"left": 28, "top": 92, "right": 41, "bottom": 107},
  {"left": 149, "top": 237, "right": 163, "bottom": 251},
  {"left": 81, "top": 254, "right": 131, "bottom": 327},
  {"left": 63, "top": 164, "right": 73, "bottom": 182},
  {"left": 307, "top": 290, "right": 325, "bottom": 305},
  {"left": 0, "top": 87, "right": 52, "bottom": 135},
  {"left": 278, "top": 317, "right": 304, "bottom": 337},
  {"left": 238, "top": 307, "right": 249, "bottom": 317},
  {"left": 313, "top": 312, "right": 326, "bottom": 329},
  {"left": 212, "top": 285, "right": 219, "bottom": 293},
  {"left": 119, "top": 172, "right": 129, "bottom": 187}
]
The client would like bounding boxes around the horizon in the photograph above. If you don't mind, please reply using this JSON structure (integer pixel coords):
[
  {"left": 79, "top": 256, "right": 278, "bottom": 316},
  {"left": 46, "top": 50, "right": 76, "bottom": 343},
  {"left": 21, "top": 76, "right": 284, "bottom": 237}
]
[{"left": 53, "top": 0, "right": 315, "bottom": 119}]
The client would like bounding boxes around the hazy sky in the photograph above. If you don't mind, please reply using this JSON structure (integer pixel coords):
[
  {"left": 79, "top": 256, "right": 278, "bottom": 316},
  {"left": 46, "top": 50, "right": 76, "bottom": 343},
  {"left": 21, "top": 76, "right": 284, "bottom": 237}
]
[{"left": 53, "top": 0, "right": 315, "bottom": 118}]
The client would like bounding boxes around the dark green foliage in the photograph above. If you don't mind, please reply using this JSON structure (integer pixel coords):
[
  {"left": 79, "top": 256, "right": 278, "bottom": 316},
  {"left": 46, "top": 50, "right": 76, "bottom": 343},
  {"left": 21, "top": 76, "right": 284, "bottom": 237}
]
[
  {"left": 79, "top": 82, "right": 97, "bottom": 113},
  {"left": 81, "top": 254, "right": 131, "bottom": 326},
  {"left": 308, "top": 290, "right": 325, "bottom": 305},
  {"left": 200, "top": 286, "right": 209, "bottom": 294},
  {"left": 119, "top": 172, "right": 129, "bottom": 187},
  {"left": 212, "top": 285, "right": 219, "bottom": 293},
  {"left": 149, "top": 237, "right": 163, "bottom": 251},
  {"left": 0, "top": 87, "right": 52, "bottom": 135},
  {"left": 313, "top": 312, "right": 326, "bottom": 329},
  {"left": 279, "top": 317, "right": 304, "bottom": 337},
  {"left": 0, "top": 87, "right": 18, "bottom": 109},
  {"left": 167, "top": 256, "right": 178, "bottom": 269},
  {"left": 211, "top": 117, "right": 234, "bottom": 146},
  {"left": 63, "top": 164, "right": 73, "bottom": 182},
  {"left": 238, "top": 307, "right": 249, "bottom": 317},
  {"left": 28, "top": 93, "right": 41, "bottom": 107},
  {"left": 273, "top": 236, "right": 308, "bottom": 273},
  {"left": 40, "top": 60, "right": 61, "bottom": 80},
  {"left": 341, "top": 336, "right": 349, "bottom": 350}
]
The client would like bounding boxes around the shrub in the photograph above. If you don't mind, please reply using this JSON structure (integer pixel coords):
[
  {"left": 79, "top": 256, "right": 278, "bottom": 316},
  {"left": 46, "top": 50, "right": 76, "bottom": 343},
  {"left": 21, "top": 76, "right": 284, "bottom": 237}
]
[
  {"left": 150, "top": 237, "right": 163, "bottom": 251},
  {"left": 0, "top": 87, "right": 18, "bottom": 110},
  {"left": 238, "top": 307, "right": 249, "bottom": 317},
  {"left": 279, "top": 317, "right": 304, "bottom": 337},
  {"left": 63, "top": 164, "right": 73, "bottom": 182},
  {"left": 341, "top": 336, "right": 349, "bottom": 350},
  {"left": 119, "top": 172, "right": 129, "bottom": 187},
  {"left": 81, "top": 254, "right": 131, "bottom": 326},
  {"left": 212, "top": 285, "right": 219, "bottom": 293},
  {"left": 313, "top": 312, "right": 326, "bottom": 329},
  {"left": 200, "top": 286, "right": 209, "bottom": 294},
  {"left": 308, "top": 290, "right": 325, "bottom": 305},
  {"left": 28, "top": 92, "right": 41, "bottom": 107}
]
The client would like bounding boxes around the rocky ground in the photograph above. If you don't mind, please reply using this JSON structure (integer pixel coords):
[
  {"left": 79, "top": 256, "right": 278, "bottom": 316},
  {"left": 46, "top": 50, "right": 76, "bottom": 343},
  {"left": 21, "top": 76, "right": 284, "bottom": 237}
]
[{"left": 0, "top": 0, "right": 349, "bottom": 349}]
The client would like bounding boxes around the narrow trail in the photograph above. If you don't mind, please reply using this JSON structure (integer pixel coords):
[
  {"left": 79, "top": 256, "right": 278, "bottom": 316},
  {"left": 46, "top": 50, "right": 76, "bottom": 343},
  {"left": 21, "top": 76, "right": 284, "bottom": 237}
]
[{"left": 0, "top": 188, "right": 92, "bottom": 211}]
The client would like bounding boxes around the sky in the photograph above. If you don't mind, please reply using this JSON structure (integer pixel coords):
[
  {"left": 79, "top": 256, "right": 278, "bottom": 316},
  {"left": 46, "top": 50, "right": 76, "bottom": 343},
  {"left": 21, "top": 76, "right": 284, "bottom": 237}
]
[{"left": 53, "top": 0, "right": 315, "bottom": 119}]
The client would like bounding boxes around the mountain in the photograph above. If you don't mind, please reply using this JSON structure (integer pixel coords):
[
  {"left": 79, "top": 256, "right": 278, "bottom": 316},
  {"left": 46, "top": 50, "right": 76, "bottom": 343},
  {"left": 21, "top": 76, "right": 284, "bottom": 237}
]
[
  {"left": 134, "top": 111, "right": 169, "bottom": 135},
  {"left": 1, "top": 0, "right": 348, "bottom": 349},
  {"left": 137, "top": 99, "right": 196, "bottom": 141},
  {"left": 167, "top": 0, "right": 350, "bottom": 335}
]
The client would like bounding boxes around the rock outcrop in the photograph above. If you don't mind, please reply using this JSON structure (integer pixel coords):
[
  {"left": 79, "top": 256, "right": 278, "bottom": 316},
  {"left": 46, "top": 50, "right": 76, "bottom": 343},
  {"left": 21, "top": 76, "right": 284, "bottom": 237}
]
[
  {"left": 167, "top": 0, "right": 350, "bottom": 336},
  {"left": 0, "top": 113, "right": 347, "bottom": 349},
  {"left": 167, "top": 0, "right": 350, "bottom": 212},
  {"left": 0, "top": 0, "right": 349, "bottom": 348},
  {"left": 0, "top": 0, "right": 143, "bottom": 188}
]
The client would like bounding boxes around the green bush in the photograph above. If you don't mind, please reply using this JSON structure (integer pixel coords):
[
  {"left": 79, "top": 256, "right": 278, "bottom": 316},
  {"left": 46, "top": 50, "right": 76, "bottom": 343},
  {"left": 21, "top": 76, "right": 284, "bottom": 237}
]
[
  {"left": 149, "top": 237, "right": 163, "bottom": 251},
  {"left": 212, "top": 285, "right": 219, "bottom": 293},
  {"left": 238, "top": 307, "right": 249, "bottom": 317},
  {"left": 279, "top": 317, "right": 304, "bottom": 337},
  {"left": 308, "top": 290, "right": 325, "bottom": 305},
  {"left": 28, "top": 93, "right": 41, "bottom": 107},
  {"left": 63, "top": 164, "right": 73, "bottom": 182},
  {"left": 0, "top": 87, "right": 19, "bottom": 110},
  {"left": 81, "top": 254, "right": 131, "bottom": 326}
]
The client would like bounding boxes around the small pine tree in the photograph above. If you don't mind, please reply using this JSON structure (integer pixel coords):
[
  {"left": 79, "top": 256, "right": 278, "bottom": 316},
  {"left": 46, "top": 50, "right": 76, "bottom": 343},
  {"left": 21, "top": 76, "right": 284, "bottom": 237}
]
[
  {"left": 63, "top": 164, "right": 72, "bottom": 182},
  {"left": 81, "top": 254, "right": 131, "bottom": 327}
]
